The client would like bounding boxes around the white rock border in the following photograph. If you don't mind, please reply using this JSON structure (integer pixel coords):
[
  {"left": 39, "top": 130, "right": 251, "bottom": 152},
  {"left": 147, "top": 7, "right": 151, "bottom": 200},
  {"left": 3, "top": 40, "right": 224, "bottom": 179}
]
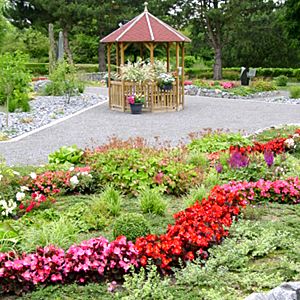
[{"left": 1, "top": 100, "right": 108, "bottom": 144}]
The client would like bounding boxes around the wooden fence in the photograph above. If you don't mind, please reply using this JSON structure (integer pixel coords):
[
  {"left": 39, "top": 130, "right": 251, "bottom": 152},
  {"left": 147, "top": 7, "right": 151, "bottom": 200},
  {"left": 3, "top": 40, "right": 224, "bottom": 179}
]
[{"left": 109, "top": 81, "right": 184, "bottom": 112}]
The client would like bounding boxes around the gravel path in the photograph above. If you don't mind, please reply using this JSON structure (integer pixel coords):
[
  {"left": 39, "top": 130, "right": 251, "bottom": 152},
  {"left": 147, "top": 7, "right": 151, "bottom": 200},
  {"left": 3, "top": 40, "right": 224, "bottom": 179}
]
[{"left": 0, "top": 87, "right": 299, "bottom": 165}]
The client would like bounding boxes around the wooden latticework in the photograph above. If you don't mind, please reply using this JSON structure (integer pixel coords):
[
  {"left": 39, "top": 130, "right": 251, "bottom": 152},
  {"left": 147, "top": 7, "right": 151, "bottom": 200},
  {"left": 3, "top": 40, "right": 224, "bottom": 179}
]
[{"left": 109, "top": 81, "right": 184, "bottom": 112}]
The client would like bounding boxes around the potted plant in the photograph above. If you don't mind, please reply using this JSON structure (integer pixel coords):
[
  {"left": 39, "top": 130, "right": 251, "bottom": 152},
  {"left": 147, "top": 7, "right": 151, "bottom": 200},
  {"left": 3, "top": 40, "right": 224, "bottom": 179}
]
[
  {"left": 127, "top": 93, "right": 145, "bottom": 114},
  {"left": 157, "top": 73, "right": 175, "bottom": 91}
]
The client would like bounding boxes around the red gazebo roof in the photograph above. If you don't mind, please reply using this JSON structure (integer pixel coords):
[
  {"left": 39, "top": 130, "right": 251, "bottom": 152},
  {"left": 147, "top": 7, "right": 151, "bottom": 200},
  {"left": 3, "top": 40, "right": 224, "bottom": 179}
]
[{"left": 101, "top": 6, "right": 191, "bottom": 43}]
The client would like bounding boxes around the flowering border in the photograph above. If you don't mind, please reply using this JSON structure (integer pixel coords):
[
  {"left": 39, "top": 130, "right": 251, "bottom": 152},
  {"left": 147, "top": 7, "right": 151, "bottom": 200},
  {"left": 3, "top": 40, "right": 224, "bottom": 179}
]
[{"left": 1, "top": 177, "right": 299, "bottom": 295}]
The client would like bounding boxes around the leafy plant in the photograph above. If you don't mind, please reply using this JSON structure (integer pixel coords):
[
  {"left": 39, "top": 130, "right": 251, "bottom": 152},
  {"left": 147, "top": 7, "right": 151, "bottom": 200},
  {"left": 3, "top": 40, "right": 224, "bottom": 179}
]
[
  {"left": 44, "top": 60, "right": 85, "bottom": 99},
  {"left": 113, "top": 213, "right": 151, "bottom": 242},
  {"left": 139, "top": 188, "right": 167, "bottom": 216},
  {"left": 48, "top": 145, "right": 84, "bottom": 165},
  {"left": 0, "top": 51, "right": 31, "bottom": 115},
  {"left": 189, "top": 132, "right": 252, "bottom": 153},
  {"left": 275, "top": 75, "right": 288, "bottom": 86},
  {"left": 251, "top": 80, "right": 277, "bottom": 91},
  {"left": 120, "top": 264, "right": 173, "bottom": 300},
  {"left": 290, "top": 86, "right": 300, "bottom": 99},
  {"left": 99, "top": 185, "right": 122, "bottom": 217},
  {"left": 0, "top": 221, "right": 19, "bottom": 252}
]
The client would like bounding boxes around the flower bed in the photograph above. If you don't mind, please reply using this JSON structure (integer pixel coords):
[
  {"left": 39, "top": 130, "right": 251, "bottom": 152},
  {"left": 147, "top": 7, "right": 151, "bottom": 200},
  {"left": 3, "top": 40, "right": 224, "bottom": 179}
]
[
  {"left": 1, "top": 177, "right": 299, "bottom": 295},
  {"left": 0, "top": 128, "right": 300, "bottom": 296}
]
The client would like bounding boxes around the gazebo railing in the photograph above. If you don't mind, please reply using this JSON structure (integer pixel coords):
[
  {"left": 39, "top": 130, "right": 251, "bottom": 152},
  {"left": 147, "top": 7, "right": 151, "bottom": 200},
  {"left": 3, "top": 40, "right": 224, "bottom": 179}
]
[{"left": 109, "top": 81, "right": 184, "bottom": 112}]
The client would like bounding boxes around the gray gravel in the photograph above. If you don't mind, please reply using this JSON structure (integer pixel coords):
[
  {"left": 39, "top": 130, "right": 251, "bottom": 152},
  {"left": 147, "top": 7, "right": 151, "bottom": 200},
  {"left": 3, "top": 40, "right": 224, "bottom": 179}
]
[
  {"left": 185, "top": 85, "right": 300, "bottom": 104},
  {"left": 0, "top": 87, "right": 299, "bottom": 166},
  {"left": 0, "top": 93, "right": 106, "bottom": 138}
]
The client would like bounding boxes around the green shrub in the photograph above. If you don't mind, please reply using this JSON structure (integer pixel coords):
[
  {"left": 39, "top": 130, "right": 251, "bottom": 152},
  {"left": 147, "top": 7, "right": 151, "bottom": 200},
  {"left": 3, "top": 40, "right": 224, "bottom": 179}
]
[
  {"left": 75, "top": 64, "right": 99, "bottom": 73},
  {"left": 294, "top": 69, "right": 300, "bottom": 82},
  {"left": 26, "top": 63, "right": 48, "bottom": 76},
  {"left": 87, "top": 147, "right": 202, "bottom": 196},
  {"left": 48, "top": 145, "right": 84, "bottom": 165},
  {"left": 44, "top": 60, "right": 85, "bottom": 97},
  {"left": 184, "top": 55, "right": 196, "bottom": 68},
  {"left": 187, "top": 150, "right": 209, "bottom": 167},
  {"left": 222, "top": 70, "right": 240, "bottom": 81},
  {"left": 113, "top": 213, "right": 150, "bottom": 241},
  {"left": 275, "top": 75, "right": 288, "bottom": 87},
  {"left": 120, "top": 265, "right": 173, "bottom": 300},
  {"left": 251, "top": 80, "right": 277, "bottom": 91},
  {"left": 100, "top": 185, "right": 122, "bottom": 217},
  {"left": 290, "top": 86, "right": 300, "bottom": 99},
  {"left": 188, "top": 133, "right": 252, "bottom": 153},
  {"left": 0, "top": 51, "right": 31, "bottom": 112},
  {"left": 139, "top": 188, "right": 167, "bottom": 216},
  {"left": 64, "top": 202, "right": 106, "bottom": 232}
]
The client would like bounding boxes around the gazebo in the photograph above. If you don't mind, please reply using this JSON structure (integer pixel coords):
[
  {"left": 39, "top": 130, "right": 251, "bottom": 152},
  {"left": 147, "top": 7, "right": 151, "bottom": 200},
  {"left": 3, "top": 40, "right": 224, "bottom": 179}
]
[{"left": 100, "top": 3, "right": 191, "bottom": 112}]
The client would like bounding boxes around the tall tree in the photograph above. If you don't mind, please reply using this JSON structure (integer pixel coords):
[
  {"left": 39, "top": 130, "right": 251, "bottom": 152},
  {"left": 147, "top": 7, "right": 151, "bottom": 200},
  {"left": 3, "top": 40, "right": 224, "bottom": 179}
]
[
  {"left": 172, "top": 0, "right": 229, "bottom": 79},
  {"left": 172, "top": 0, "right": 283, "bottom": 79},
  {"left": 222, "top": 0, "right": 298, "bottom": 67},
  {"left": 5, "top": 0, "right": 91, "bottom": 63},
  {"left": 285, "top": 0, "right": 300, "bottom": 41}
]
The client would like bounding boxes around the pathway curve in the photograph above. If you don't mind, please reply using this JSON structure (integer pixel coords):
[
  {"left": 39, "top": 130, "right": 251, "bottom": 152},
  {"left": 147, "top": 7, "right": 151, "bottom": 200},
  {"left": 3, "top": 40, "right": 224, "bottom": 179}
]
[{"left": 0, "top": 87, "right": 299, "bottom": 165}]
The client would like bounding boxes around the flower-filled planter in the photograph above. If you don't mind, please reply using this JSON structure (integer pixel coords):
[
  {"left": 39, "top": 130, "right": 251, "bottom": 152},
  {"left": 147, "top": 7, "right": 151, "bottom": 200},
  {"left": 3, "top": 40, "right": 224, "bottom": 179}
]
[
  {"left": 127, "top": 94, "right": 145, "bottom": 114},
  {"left": 157, "top": 73, "right": 175, "bottom": 91},
  {"left": 159, "top": 83, "right": 173, "bottom": 91}
]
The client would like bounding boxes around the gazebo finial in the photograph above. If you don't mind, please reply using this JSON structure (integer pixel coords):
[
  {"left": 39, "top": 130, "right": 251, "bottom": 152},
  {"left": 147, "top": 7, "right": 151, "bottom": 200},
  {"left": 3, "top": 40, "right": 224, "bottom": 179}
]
[{"left": 144, "top": 2, "right": 148, "bottom": 12}]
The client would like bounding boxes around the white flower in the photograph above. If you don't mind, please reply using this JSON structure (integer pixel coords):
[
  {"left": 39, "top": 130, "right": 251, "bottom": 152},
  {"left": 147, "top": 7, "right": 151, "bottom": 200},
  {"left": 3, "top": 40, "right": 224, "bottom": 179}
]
[
  {"left": 69, "top": 167, "right": 75, "bottom": 171},
  {"left": 70, "top": 175, "right": 79, "bottom": 186},
  {"left": 80, "top": 171, "right": 89, "bottom": 176},
  {"left": 16, "top": 192, "right": 26, "bottom": 201},
  {"left": 30, "top": 172, "right": 37, "bottom": 179},
  {"left": 0, "top": 199, "right": 17, "bottom": 216},
  {"left": 20, "top": 186, "right": 29, "bottom": 192},
  {"left": 13, "top": 171, "right": 20, "bottom": 176},
  {"left": 284, "top": 138, "right": 295, "bottom": 149},
  {"left": 0, "top": 174, "right": 3, "bottom": 181}
]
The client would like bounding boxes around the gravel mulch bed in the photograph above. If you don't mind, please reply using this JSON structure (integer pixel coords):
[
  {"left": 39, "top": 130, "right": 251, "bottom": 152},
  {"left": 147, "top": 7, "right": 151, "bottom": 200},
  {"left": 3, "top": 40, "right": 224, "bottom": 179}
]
[
  {"left": 0, "top": 94, "right": 106, "bottom": 139},
  {"left": 185, "top": 85, "right": 300, "bottom": 104}
]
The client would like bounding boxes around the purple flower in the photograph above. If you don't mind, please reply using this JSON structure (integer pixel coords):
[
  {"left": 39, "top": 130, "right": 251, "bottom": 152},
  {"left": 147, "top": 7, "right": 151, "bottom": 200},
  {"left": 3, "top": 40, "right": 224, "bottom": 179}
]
[
  {"left": 228, "top": 151, "right": 249, "bottom": 169},
  {"left": 264, "top": 150, "right": 274, "bottom": 167},
  {"left": 215, "top": 163, "right": 223, "bottom": 173}
]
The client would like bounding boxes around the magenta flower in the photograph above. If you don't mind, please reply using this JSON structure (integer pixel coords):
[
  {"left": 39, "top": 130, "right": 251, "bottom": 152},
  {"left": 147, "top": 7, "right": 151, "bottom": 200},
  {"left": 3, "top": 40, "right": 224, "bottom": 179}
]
[{"left": 127, "top": 95, "right": 135, "bottom": 104}]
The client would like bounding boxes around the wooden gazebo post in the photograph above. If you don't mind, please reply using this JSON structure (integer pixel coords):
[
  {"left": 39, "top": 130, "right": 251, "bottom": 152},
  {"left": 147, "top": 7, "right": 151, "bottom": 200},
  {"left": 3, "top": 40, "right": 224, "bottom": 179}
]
[
  {"left": 107, "top": 43, "right": 111, "bottom": 108},
  {"left": 181, "top": 43, "right": 185, "bottom": 108},
  {"left": 100, "top": 3, "right": 191, "bottom": 112}
]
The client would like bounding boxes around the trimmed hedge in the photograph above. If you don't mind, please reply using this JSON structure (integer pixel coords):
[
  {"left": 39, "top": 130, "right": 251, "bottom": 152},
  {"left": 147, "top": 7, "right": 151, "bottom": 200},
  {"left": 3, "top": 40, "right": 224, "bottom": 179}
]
[
  {"left": 26, "top": 63, "right": 100, "bottom": 76},
  {"left": 186, "top": 67, "right": 300, "bottom": 81},
  {"left": 26, "top": 63, "right": 48, "bottom": 76}
]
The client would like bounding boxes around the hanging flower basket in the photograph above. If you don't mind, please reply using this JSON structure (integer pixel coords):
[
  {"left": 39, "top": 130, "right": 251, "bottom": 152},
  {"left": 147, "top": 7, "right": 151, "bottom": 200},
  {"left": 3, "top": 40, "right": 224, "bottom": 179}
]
[{"left": 159, "top": 83, "right": 173, "bottom": 91}]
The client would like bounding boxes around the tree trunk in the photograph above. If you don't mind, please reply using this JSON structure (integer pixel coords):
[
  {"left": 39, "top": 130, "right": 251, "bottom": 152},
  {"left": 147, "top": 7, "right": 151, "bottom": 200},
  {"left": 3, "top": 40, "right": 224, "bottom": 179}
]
[
  {"left": 62, "top": 28, "right": 73, "bottom": 64},
  {"left": 213, "top": 47, "right": 222, "bottom": 80},
  {"left": 98, "top": 41, "right": 106, "bottom": 72}
]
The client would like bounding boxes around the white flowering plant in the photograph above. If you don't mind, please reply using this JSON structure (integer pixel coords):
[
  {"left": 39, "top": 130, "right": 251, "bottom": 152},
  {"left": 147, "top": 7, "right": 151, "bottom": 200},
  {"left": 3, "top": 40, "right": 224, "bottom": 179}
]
[
  {"left": 284, "top": 133, "right": 300, "bottom": 153},
  {"left": 157, "top": 73, "right": 175, "bottom": 86},
  {"left": 0, "top": 162, "right": 23, "bottom": 219}
]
